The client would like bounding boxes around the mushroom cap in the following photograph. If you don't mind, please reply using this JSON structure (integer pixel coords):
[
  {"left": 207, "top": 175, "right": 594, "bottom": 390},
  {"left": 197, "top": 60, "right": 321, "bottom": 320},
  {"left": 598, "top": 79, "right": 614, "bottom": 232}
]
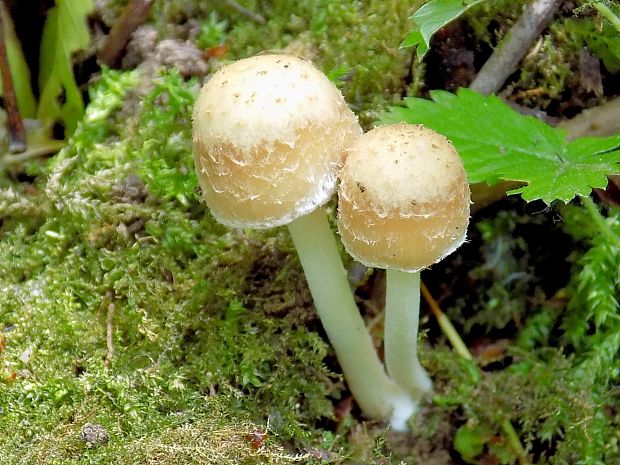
[
  {"left": 338, "top": 123, "right": 470, "bottom": 272},
  {"left": 192, "top": 54, "right": 362, "bottom": 228}
]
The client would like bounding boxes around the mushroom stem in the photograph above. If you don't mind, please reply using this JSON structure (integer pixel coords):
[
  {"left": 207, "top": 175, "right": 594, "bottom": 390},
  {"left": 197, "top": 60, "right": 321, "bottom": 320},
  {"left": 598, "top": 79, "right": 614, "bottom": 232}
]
[
  {"left": 287, "top": 207, "right": 416, "bottom": 431},
  {"left": 384, "top": 269, "right": 433, "bottom": 397}
]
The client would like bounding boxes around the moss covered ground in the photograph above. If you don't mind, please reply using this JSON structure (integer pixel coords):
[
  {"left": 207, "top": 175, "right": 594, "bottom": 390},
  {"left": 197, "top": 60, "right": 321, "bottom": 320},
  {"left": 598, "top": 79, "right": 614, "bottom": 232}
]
[{"left": 1, "top": 1, "right": 619, "bottom": 464}]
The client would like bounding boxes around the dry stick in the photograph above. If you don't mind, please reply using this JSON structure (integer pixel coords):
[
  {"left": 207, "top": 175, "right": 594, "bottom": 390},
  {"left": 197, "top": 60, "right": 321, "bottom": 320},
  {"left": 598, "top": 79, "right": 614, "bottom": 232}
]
[
  {"left": 421, "top": 282, "right": 531, "bottom": 465},
  {"left": 104, "top": 291, "right": 115, "bottom": 371},
  {"left": 469, "top": 0, "right": 562, "bottom": 95},
  {"left": 224, "top": 0, "right": 266, "bottom": 24},
  {"left": 0, "top": 139, "right": 65, "bottom": 168},
  {"left": 0, "top": 0, "right": 26, "bottom": 153},
  {"left": 97, "top": 0, "right": 155, "bottom": 67},
  {"left": 558, "top": 95, "right": 620, "bottom": 141}
]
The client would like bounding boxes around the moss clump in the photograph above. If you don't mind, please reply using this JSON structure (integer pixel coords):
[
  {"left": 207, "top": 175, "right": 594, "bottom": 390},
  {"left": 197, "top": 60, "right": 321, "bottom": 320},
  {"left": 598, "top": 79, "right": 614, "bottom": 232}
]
[
  {"left": 0, "top": 69, "right": 342, "bottom": 463},
  {"left": 418, "top": 201, "right": 620, "bottom": 464},
  {"left": 463, "top": 1, "right": 615, "bottom": 113},
  {"left": 0, "top": 396, "right": 312, "bottom": 465},
  {"left": 150, "top": 0, "right": 419, "bottom": 127}
]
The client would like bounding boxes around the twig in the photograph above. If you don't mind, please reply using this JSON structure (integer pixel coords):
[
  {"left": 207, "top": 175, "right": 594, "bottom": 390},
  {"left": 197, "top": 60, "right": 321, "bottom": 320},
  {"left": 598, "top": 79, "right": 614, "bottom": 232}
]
[
  {"left": 0, "top": 0, "right": 26, "bottom": 153},
  {"left": 224, "top": 0, "right": 266, "bottom": 24},
  {"left": 97, "top": 0, "right": 155, "bottom": 67},
  {"left": 470, "top": 0, "right": 562, "bottom": 95},
  {"left": 421, "top": 281, "right": 531, "bottom": 465},
  {"left": 421, "top": 282, "right": 471, "bottom": 360},
  {"left": 0, "top": 139, "right": 65, "bottom": 169},
  {"left": 103, "top": 291, "right": 115, "bottom": 371},
  {"left": 558, "top": 95, "right": 620, "bottom": 141}
]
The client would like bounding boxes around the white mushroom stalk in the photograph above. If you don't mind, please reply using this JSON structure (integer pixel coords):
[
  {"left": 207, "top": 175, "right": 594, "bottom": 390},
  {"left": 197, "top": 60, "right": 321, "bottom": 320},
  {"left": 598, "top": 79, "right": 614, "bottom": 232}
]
[
  {"left": 288, "top": 208, "right": 416, "bottom": 430},
  {"left": 385, "top": 269, "right": 431, "bottom": 395},
  {"left": 192, "top": 54, "right": 416, "bottom": 429},
  {"left": 338, "top": 123, "right": 471, "bottom": 398}
]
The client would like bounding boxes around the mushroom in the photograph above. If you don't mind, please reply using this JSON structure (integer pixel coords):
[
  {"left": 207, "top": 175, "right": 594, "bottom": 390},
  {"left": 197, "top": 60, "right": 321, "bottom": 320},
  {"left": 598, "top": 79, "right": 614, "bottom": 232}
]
[
  {"left": 192, "top": 54, "right": 415, "bottom": 429},
  {"left": 337, "top": 123, "right": 470, "bottom": 398}
]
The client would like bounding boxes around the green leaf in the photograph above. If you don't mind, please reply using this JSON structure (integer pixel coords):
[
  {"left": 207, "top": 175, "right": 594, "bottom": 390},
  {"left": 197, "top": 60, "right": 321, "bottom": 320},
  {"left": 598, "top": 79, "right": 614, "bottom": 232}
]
[
  {"left": 0, "top": 3, "right": 37, "bottom": 117},
  {"left": 565, "top": 17, "right": 620, "bottom": 73},
  {"left": 380, "top": 88, "right": 620, "bottom": 204},
  {"left": 401, "top": 0, "right": 487, "bottom": 59},
  {"left": 37, "top": 0, "right": 93, "bottom": 136},
  {"left": 454, "top": 423, "right": 493, "bottom": 461}
]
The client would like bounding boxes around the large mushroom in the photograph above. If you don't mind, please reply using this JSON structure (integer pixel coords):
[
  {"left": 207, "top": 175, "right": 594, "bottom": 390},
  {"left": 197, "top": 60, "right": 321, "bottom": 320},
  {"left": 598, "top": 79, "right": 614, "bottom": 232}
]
[
  {"left": 192, "top": 54, "right": 415, "bottom": 429},
  {"left": 338, "top": 123, "right": 471, "bottom": 398}
]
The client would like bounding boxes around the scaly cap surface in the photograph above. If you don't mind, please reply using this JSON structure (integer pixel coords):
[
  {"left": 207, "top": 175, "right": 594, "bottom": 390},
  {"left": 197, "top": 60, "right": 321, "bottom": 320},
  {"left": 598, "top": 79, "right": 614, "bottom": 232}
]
[
  {"left": 192, "top": 54, "right": 362, "bottom": 228},
  {"left": 338, "top": 123, "right": 470, "bottom": 272}
]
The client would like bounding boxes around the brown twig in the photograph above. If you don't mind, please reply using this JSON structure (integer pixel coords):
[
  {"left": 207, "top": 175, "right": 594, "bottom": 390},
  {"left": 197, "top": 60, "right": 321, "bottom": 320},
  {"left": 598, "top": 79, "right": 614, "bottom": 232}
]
[
  {"left": 224, "top": 0, "right": 266, "bottom": 24},
  {"left": 558, "top": 96, "right": 620, "bottom": 141},
  {"left": 470, "top": 0, "right": 562, "bottom": 95},
  {"left": 103, "top": 291, "right": 115, "bottom": 370},
  {"left": 0, "top": 0, "right": 26, "bottom": 153},
  {"left": 97, "top": 0, "right": 155, "bottom": 67},
  {"left": 420, "top": 282, "right": 472, "bottom": 359}
]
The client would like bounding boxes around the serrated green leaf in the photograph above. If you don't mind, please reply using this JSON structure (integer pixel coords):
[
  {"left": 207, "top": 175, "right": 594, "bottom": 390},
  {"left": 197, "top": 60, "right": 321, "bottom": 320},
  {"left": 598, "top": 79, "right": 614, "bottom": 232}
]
[
  {"left": 37, "top": 0, "right": 93, "bottom": 136},
  {"left": 380, "top": 88, "right": 620, "bottom": 204},
  {"left": 401, "top": 0, "right": 487, "bottom": 59}
]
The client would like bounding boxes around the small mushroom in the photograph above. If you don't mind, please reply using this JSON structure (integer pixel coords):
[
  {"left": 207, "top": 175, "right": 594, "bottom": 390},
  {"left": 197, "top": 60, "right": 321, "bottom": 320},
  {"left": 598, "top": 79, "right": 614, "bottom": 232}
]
[
  {"left": 337, "top": 123, "right": 470, "bottom": 398},
  {"left": 192, "top": 55, "right": 415, "bottom": 429}
]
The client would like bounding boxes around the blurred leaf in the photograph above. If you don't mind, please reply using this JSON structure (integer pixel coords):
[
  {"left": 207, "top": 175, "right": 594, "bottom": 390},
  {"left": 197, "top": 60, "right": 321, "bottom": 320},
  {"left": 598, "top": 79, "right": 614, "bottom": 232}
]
[
  {"left": 454, "top": 423, "right": 493, "bottom": 462},
  {"left": 0, "top": 3, "right": 37, "bottom": 117},
  {"left": 196, "top": 11, "right": 228, "bottom": 49},
  {"left": 37, "top": 0, "right": 93, "bottom": 136}
]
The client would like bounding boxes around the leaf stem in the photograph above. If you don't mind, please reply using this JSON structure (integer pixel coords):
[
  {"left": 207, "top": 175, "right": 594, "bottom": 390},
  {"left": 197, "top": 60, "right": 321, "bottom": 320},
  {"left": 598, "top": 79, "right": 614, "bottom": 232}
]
[
  {"left": 593, "top": 1, "right": 620, "bottom": 34},
  {"left": 97, "top": 0, "right": 155, "bottom": 66},
  {"left": 421, "top": 281, "right": 530, "bottom": 465},
  {"left": 581, "top": 195, "right": 620, "bottom": 250}
]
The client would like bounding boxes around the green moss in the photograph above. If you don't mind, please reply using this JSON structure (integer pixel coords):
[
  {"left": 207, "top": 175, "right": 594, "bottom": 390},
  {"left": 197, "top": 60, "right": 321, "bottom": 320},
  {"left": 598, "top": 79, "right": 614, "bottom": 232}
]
[
  {"left": 460, "top": 1, "right": 618, "bottom": 112},
  {"left": 506, "top": 30, "right": 574, "bottom": 109},
  {"left": 0, "top": 394, "right": 314, "bottom": 465},
  {"left": 464, "top": 0, "right": 527, "bottom": 48},
  {"left": 4, "top": 4, "right": 620, "bottom": 464},
  {"left": 151, "top": 0, "right": 419, "bottom": 127},
  {"left": 0, "top": 69, "right": 340, "bottom": 463},
  {"left": 420, "top": 203, "right": 620, "bottom": 464}
]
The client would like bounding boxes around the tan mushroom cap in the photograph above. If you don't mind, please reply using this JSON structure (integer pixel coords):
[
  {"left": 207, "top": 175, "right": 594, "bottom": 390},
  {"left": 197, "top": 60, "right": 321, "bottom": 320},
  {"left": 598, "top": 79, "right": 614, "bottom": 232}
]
[
  {"left": 192, "top": 54, "right": 362, "bottom": 229},
  {"left": 338, "top": 123, "right": 471, "bottom": 272}
]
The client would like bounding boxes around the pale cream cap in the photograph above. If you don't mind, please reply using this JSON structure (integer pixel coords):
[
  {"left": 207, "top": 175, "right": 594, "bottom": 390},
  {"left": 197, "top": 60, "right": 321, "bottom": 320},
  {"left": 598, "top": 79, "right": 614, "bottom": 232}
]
[
  {"left": 192, "top": 54, "right": 362, "bottom": 228},
  {"left": 338, "top": 123, "right": 471, "bottom": 272}
]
